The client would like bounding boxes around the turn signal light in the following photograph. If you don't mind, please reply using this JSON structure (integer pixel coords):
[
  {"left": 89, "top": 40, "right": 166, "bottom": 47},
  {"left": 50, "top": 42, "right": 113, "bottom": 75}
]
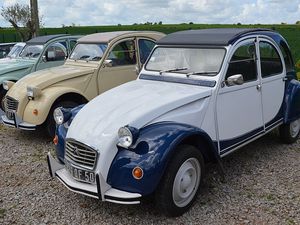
[
  {"left": 132, "top": 167, "right": 143, "bottom": 180},
  {"left": 53, "top": 135, "right": 58, "bottom": 145},
  {"left": 33, "top": 109, "right": 38, "bottom": 116}
]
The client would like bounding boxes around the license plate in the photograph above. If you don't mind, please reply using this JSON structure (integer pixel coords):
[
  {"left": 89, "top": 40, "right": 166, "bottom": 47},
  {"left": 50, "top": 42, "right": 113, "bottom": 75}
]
[{"left": 65, "top": 161, "right": 95, "bottom": 184}]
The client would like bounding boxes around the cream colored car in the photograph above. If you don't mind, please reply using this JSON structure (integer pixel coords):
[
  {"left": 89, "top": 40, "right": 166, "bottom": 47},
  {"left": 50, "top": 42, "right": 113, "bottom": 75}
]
[{"left": 2, "top": 31, "right": 165, "bottom": 136}]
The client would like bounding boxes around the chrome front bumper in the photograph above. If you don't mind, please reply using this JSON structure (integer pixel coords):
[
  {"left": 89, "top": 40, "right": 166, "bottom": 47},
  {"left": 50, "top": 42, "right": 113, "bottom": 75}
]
[
  {"left": 47, "top": 153, "right": 141, "bottom": 204},
  {"left": 1, "top": 114, "right": 36, "bottom": 130}
]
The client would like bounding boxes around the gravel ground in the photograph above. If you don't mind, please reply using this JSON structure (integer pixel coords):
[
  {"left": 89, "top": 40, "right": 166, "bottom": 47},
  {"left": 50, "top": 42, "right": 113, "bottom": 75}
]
[{"left": 0, "top": 124, "right": 299, "bottom": 225}]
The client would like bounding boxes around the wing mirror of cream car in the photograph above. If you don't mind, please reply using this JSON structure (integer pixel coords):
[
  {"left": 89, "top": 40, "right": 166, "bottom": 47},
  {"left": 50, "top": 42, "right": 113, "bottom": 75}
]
[
  {"left": 2, "top": 80, "right": 15, "bottom": 91},
  {"left": 103, "top": 59, "right": 113, "bottom": 68},
  {"left": 226, "top": 74, "right": 244, "bottom": 86}
]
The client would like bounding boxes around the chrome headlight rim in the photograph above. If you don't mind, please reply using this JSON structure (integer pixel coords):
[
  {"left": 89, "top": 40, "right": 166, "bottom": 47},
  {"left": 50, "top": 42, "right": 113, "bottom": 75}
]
[
  {"left": 53, "top": 107, "right": 72, "bottom": 125},
  {"left": 27, "top": 86, "right": 41, "bottom": 99},
  {"left": 117, "top": 126, "right": 139, "bottom": 149},
  {"left": 2, "top": 81, "right": 9, "bottom": 91}
]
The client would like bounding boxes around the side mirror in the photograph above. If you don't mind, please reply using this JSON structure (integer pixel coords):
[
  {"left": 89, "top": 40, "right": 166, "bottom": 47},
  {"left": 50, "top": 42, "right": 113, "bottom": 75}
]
[
  {"left": 42, "top": 55, "right": 47, "bottom": 62},
  {"left": 103, "top": 59, "right": 113, "bottom": 68},
  {"left": 226, "top": 74, "right": 244, "bottom": 86}
]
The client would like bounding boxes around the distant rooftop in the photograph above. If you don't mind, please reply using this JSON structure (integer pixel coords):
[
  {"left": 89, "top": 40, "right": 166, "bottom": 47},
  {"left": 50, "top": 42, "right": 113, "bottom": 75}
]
[{"left": 157, "top": 28, "right": 277, "bottom": 46}]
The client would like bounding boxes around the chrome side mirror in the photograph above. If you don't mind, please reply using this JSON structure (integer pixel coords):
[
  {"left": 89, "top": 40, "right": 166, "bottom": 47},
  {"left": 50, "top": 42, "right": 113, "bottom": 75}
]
[
  {"left": 226, "top": 74, "right": 244, "bottom": 86},
  {"left": 42, "top": 55, "right": 47, "bottom": 62},
  {"left": 103, "top": 59, "right": 113, "bottom": 68}
]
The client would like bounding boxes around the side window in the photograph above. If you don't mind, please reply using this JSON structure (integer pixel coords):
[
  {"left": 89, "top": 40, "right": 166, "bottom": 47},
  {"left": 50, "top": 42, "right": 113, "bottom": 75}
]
[
  {"left": 259, "top": 41, "right": 283, "bottom": 77},
  {"left": 138, "top": 39, "right": 155, "bottom": 64},
  {"left": 69, "top": 40, "right": 77, "bottom": 51},
  {"left": 107, "top": 40, "right": 136, "bottom": 66},
  {"left": 226, "top": 42, "right": 257, "bottom": 82},
  {"left": 44, "top": 41, "right": 67, "bottom": 62},
  {"left": 279, "top": 41, "right": 294, "bottom": 73}
]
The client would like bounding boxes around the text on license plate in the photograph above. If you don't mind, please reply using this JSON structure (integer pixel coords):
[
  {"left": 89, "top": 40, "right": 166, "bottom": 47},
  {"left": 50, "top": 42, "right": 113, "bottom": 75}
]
[{"left": 65, "top": 161, "right": 95, "bottom": 184}]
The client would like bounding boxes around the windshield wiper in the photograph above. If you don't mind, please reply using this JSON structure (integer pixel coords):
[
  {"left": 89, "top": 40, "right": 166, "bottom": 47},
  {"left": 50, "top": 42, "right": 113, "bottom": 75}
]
[
  {"left": 186, "top": 71, "right": 218, "bottom": 77},
  {"left": 159, "top": 67, "right": 188, "bottom": 75}
]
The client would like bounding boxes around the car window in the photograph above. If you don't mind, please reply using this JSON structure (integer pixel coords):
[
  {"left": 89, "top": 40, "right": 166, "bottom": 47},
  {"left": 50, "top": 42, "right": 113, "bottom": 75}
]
[
  {"left": 44, "top": 41, "right": 67, "bottom": 61},
  {"left": 279, "top": 41, "right": 293, "bottom": 73},
  {"left": 69, "top": 39, "right": 77, "bottom": 51},
  {"left": 138, "top": 39, "right": 155, "bottom": 64},
  {"left": 259, "top": 41, "right": 283, "bottom": 78},
  {"left": 19, "top": 44, "right": 43, "bottom": 58},
  {"left": 226, "top": 41, "right": 257, "bottom": 82},
  {"left": 107, "top": 40, "right": 136, "bottom": 66}
]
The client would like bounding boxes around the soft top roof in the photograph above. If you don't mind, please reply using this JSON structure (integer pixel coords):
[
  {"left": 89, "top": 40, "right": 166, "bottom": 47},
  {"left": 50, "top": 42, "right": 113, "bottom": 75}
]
[
  {"left": 27, "top": 34, "right": 69, "bottom": 44},
  {"left": 157, "top": 28, "right": 277, "bottom": 46}
]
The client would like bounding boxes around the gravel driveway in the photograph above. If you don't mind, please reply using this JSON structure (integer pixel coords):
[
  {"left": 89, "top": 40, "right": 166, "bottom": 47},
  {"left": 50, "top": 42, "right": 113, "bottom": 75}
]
[{"left": 0, "top": 124, "right": 299, "bottom": 225}]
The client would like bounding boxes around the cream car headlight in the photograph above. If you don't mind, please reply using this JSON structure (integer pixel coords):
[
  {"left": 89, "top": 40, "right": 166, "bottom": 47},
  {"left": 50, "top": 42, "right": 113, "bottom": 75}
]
[
  {"left": 53, "top": 107, "right": 71, "bottom": 125},
  {"left": 27, "top": 86, "right": 41, "bottom": 100},
  {"left": 117, "top": 126, "right": 139, "bottom": 149}
]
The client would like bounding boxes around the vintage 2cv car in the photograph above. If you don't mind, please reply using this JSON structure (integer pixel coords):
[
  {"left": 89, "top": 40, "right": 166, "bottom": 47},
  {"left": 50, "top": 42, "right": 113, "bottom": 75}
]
[
  {"left": 0, "top": 35, "right": 80, "bottom": 103},
  {"left": 2, "top": 31, "right": 165, "bottom": 136},
  {"left": 47, "top": 29, "right": 300, "bottom": 216}
]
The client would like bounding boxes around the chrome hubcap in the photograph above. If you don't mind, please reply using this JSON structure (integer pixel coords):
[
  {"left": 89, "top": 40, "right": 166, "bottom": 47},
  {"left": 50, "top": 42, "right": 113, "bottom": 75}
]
[
  {"left": 290, "top": 119, "right": 300, "bottom": 138},
  {"left": 172, "top": 158, "right": 201, "bottom": 207}
]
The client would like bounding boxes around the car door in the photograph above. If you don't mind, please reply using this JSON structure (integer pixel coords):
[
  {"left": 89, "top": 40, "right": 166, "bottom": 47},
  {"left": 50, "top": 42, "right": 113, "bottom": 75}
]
[
  {"left": 98, "top": 38, "right": 139, "bottom": 93},
  {"left": 217, "top": 38, "right": 264, "bottom": 155},
  {"left": 35, "top": 40, "right": 68, "bottom": 71},
  {"left": 258, "top": 38, "right": 285, "bottom": 130},
  {"left": 137, "top": 38, "right": 156, "bottom": 70}
]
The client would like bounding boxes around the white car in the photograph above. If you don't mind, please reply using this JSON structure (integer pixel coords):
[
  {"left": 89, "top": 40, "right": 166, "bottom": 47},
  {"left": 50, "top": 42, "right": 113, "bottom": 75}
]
[{"left": 48, "top": 28, "right": 300, "bottom": 217}]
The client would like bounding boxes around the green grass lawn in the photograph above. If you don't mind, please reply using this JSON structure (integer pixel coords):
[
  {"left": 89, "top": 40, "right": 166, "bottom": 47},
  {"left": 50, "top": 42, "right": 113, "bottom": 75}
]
[{"left": 1, "top": 23, "right": 300, "bottom": 63}]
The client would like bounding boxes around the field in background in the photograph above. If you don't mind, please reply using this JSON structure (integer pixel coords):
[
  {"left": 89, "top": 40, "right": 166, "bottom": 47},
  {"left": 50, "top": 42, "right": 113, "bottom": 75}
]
[{"left": 1, "top": 24, "right": 300, "bottom": 62}]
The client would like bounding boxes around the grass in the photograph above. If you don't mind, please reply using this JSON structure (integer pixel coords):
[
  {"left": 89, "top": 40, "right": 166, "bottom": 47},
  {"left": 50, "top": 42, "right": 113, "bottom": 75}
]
[{"left": 1, "top": 23, "right": 300, "bottom": 63}]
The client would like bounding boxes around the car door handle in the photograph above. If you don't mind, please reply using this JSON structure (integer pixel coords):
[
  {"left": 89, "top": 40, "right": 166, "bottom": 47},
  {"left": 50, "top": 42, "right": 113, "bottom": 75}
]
[{"left": 256, "top": 84, "right": 262, "bottom": 91}]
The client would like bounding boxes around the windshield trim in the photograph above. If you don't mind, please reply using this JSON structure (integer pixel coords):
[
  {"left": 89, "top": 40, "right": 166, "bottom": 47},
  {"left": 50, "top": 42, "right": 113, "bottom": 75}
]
[{"left": 144, "top": 45, "right": 227, "bottom": 76}]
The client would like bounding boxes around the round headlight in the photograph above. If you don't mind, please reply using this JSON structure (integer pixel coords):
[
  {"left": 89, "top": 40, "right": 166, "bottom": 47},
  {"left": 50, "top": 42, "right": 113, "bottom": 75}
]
[
  {"left": 53, "top": 108, "right": 64, "bottom": 125},
  {"left": 118, "top": 127, "right": 133, "bottom": 148}
]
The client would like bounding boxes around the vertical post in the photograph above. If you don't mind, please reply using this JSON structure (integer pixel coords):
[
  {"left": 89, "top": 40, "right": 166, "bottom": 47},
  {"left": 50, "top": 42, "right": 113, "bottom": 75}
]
[{"left": 30, "top": 0, "right": 40, "bottom": 37}]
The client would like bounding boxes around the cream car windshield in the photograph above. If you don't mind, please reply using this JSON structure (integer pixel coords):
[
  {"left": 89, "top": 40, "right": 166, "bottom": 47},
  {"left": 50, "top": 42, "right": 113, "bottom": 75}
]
[
  {"left": 145, "top": 47, "right": 226, "bottom": 76},
  {"left": 19, "top": 44, "right": 43, "bottom": 59},
  {"left": 70, "top": 43, "right": 107, "bottom": 61}
]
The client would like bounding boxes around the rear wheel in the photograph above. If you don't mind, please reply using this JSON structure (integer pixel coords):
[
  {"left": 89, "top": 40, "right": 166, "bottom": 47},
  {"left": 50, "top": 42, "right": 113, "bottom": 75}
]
[
  {"left": 279, "top": 119, "right": 300, "bottom": 144},
  {"left": 45, "top": 100, "right": 78, "bottom": 137},
  {"left": 155, "top": 145, "right": 204, "bottom": 217}
]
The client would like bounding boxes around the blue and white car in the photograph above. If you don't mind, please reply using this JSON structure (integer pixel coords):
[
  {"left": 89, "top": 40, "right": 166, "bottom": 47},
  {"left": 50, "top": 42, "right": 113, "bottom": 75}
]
[{"left": 47, "top": 29, "right": 300, "bottom": 217}]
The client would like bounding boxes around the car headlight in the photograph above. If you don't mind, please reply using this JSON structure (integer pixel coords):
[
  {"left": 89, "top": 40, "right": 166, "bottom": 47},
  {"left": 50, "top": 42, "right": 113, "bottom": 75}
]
[
  {"left": 27, "top": 86, "right": 41, "bottom": 100},
  {"left": 117, "top": 126, "right": 139, "bottom": 148},
  {"left": 3, "top": 81, "right": 15, "bottom": 91},
  {"left": 53, "top": 107, "right": 71, "bottom": 125}
]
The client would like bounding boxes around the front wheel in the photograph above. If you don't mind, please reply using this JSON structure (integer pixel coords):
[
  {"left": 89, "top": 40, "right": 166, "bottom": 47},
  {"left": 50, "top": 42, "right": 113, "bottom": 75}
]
[
  {"left": 45, "top": 101, "right": 78, "bottom": 138},
  {"left": 155, "top": 145, "right": 204, "bottom": 217},
  {"left": 279, "top": 119, "right": 300, "bottom": 144}
]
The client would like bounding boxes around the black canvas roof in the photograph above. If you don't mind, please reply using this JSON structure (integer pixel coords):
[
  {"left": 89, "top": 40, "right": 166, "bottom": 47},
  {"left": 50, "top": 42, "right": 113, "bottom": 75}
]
[
  {"left": 157, "top": 28, "right": 276, "bottom": 46},
  {"left": 26, "top": 34, "right": 69, "bottom": 44}
]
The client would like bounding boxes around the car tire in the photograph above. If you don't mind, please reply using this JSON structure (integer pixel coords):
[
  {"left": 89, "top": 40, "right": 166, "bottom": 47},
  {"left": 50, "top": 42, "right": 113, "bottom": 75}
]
[
  {"left": 45, "top": 100, "right": 78, "bottom": 138},
  {"left": 279, "top": 119, "right": 300, "bottom": 144},
  {"left": 0, "top": 85, "right": 7, "bottom": 111},
  {"left": 155, "top": 145, "right": 204, "bottom": 217}
]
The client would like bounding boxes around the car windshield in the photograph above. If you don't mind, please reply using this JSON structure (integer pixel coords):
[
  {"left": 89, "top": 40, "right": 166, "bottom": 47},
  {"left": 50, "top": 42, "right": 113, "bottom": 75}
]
[
  {"left": 70, "top": 43, "right": 107, "bottom": 61},
  {"left": 7, "top": 44, "right": 25, "bottom": 58},
  {"left": 146, "top": 47, "right": 226, "bottom": 76},
  {"left": 19, "top": 44, "right": 43, "bottom": 58}
]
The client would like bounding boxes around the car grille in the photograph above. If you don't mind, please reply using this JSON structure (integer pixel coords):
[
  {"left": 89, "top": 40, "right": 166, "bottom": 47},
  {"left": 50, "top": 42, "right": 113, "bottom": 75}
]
[
  {"left": 5, "top": 96, "right": 19, "bottom": 120},
  {"left": 65, "top": 140, "right": 98, "bottom": 170}
]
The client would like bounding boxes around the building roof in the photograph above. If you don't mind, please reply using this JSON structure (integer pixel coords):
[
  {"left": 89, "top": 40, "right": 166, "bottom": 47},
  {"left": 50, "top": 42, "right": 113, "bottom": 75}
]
[
  {"left": 78, "top": 31, "right": 144, "bottom": 43},
  {"left": 27, "top": 34, "right": 69, "bottom": 44},
  {"left": 157, "top": 28, "right": 277, "bottom": 46}
]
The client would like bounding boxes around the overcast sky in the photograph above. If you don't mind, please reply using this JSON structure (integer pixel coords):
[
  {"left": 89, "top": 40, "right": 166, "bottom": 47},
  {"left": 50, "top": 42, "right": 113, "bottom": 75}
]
[{"left": 1, "top": 0, "right": 300, "bottom": 27}]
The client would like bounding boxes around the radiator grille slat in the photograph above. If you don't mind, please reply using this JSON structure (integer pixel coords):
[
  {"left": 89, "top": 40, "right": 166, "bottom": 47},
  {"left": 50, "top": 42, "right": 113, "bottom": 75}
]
[{"left": 5, "top": 96, "right": 19, "bottom": 120}]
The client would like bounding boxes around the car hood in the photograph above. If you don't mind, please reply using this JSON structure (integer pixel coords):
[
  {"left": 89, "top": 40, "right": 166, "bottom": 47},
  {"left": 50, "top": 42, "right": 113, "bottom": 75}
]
[
  {"left": 0, "top": 58, "right": 35, "bottom": 75},
  {"left": 67, "top": 79, "right": 212, "bottom": 149},
  {"left": 14, "top": 64, "right": 96, "bottom": 90}
]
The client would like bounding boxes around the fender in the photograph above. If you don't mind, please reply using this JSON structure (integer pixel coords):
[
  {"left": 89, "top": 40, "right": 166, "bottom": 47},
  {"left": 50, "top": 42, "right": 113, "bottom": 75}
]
[
  {"left": 23, "top": 87, "right": 89, "bottom": 125},
  {"left": 0, "top": 67, "right": 32, "bottom": 83},
  {"left": 107, "top": 122, "right": 219, "bottom": 196},
  {"left": 283, "top": 79, "right": 300, "bottom": 123}
]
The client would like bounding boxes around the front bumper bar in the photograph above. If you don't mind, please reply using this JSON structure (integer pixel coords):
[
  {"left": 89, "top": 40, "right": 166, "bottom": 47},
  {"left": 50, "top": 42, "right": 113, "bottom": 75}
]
[
  {"left": 47, "top": 152, "right": 141, "bottom": 204},
  {"left": 2, "top": 114, "right": 36, "bottom": 130}
]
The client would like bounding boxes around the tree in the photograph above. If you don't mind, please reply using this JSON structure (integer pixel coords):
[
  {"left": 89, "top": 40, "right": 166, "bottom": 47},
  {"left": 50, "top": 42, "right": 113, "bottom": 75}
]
[{"left": 1, "top": 3, "right": 40, "bottom": 41}]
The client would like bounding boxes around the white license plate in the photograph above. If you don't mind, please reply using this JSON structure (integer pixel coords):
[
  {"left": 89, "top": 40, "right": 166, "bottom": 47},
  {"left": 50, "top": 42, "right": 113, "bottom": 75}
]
[{"left": 65, "top": 161, "right": 95, "bottom": 184}]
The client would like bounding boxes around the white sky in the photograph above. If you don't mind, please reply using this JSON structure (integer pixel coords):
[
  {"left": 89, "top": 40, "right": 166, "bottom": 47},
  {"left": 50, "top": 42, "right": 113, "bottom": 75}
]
[{"left": 0, "top": 0, "right": 300, "bottom": 27}]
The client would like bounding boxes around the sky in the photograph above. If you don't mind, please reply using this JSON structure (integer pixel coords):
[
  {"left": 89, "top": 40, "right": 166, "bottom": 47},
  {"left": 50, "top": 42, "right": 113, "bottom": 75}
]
[{"left": 0, "top": 0, "right": 300, "bottom": 27}]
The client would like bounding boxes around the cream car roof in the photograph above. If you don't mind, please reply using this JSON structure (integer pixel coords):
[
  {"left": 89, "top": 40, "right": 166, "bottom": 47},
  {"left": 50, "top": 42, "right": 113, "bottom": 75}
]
[{"left": 77, "top": 31, "right": 164, "bottom": 44}]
